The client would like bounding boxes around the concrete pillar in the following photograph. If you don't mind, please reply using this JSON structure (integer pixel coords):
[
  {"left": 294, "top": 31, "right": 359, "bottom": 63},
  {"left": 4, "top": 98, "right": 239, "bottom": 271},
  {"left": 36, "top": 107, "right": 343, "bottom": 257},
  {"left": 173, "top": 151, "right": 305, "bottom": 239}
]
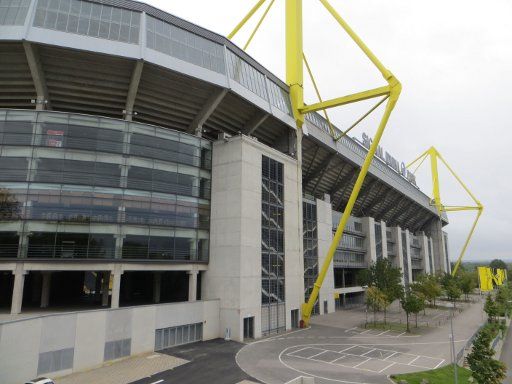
[
  {"left": 111, "top": 267, "right": 123, "bottom": 309},
  {"left": 153, "top": 272, "right": 162, "bottom": 304},
  {"left": 188, "top": 271, "right": 198, "bottom": 302},
  {"left": 420, "top": 233, "right": 431, "bottom": 274},
  {"left": 362, "top": 217, "right": 376, "bottom": 264},
  {"left": 114, "top": 234, "right": 125, "bottom": 259},
  {"left": 380, "top": 221, "right": 388, "bottom": 259},
  {"left": 404, "top": 229, "right": 413, "bottom": 287},
  {"left": 429, "top": 237, "right": 435, "bottom": 272},
  {"left": 11, "top": 265, "right": 26, "bottom": 315},
  {"left": 102, "top": 271, "right": 110, "bottom": 307},
  {"left": 40, "top": 272, "right": 51, "bottom": 308},
  {"left": 316, "top": 196, "right": 335, "bottom": 314},
  {"left": 394, "top": 226, "right": 405, "bottom": 286},
  {"left": 426, "top": 218, "right": 447, "bottom": 274}
]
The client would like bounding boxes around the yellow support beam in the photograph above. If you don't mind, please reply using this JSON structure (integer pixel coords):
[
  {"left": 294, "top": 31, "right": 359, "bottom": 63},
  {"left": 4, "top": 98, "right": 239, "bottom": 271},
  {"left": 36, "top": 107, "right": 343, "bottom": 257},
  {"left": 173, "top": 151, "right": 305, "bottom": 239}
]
[
  {"left": 299, "top": 86, "right": 390, "bottom": 114},
  {"left": 406, "top": 147, "right": 483, "bottom": 277},
  {"left": 303, "top": 53, "right": 336, "bottom": 137},
  {"left": 228, "top": 0, "right": 402, "bottom": 326},
  {"left": 244, "top": 0, "right": 275, "bottom": 51},
  {"left": 228, "top": 0, "right": 267, "bottom": 40}
]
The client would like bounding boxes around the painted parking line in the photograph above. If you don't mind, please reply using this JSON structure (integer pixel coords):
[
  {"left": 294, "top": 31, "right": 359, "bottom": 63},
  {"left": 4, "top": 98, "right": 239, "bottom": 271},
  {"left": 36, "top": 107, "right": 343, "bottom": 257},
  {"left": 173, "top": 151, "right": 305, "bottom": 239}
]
[{"left": 379, "top": 362, "right": 396, "bottom": 373}]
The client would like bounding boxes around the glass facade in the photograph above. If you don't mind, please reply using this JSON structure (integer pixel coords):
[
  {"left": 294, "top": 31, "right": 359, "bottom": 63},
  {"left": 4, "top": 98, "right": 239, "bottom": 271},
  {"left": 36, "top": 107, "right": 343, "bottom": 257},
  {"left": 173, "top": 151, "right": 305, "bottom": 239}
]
[
  {"left": 33, "top": 0, "right": 141, "bottom": 44},
  {"left": 0, "top": 109, "right": 211, "bottom": 261},
  {"left": 146, "top": 15, "right": 225, "bottom": 74},
  {"left": 302, "top": 199, "right": 319, "bottom": 315},
  {"left": 261, "top": 155, "right": 285, "bottom": 335},
  {"left": 0, "top": 0, "right": 30, "bottom": 25}
]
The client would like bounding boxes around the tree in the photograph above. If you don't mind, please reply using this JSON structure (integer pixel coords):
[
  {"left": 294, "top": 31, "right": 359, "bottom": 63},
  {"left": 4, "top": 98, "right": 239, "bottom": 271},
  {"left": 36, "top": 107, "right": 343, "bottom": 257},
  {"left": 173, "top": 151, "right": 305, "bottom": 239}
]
[
  {"left": 365, "top": 286, "right": 387, "bottom": 326},
  {"left": 490, "top": 259, "right": 507, "bottom": 271},
  {"left": 0, "top": 188, "right": 20, "bottom": 220},
  {"left": 401, "top": 291, "right": 424, "bottom": 332},
  {"left": 467, "top": 327, "right": 507, "bottom": 384},
  {"left": 361, "top": 259, "right": 403, "bottom": 324},
  {"left": 484, "top": 294, "right": 498, "bottom": 322},
  {"left": 441, "top": 273, "right": 462, "bottom": 308},
  {"left": 413, "top": 274, "right": 442, "bottom": 308},
  {"left": 459, "top": 270, "right": 477, "bottom": 301}
]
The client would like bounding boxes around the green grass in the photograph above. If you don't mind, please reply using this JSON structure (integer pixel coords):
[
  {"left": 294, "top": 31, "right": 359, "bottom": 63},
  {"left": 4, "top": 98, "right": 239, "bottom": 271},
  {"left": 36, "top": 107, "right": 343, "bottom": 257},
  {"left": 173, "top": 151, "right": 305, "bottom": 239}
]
[
  {"left": 362, "top": 321, "right": 410, "bottom": 332},
  {"left": 390, "top": 365, "right": 472, "bottom": 384}
]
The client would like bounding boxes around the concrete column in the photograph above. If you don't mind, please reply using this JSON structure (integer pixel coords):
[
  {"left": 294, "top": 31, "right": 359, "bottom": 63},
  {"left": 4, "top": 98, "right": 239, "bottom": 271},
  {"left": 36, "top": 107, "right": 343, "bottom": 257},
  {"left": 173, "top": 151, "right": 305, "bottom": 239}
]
[
  {"left": 114, "top": 234, "right": 125, "bottom": 259},
  {"left": 380, "top": 221, "right": 388, "bottom": 259},
  {"left": 316, "top": 196, "right": 335, "bottom": 314},
  {"left": 426, "top": 218, "right": 447, "bottom": 274},
  {"left": 153, "top": 272, "right": 162, "bottom": 304},
  {"left": 394, "top": 226, "right": 405, "bottom": 286},
  {"left": 362, "top": 217, "right": 376, "bottom": 264},
  {"left": 404, "top": 229, "right": 413, "bottom": 287},
  {"left": 188, "top": 271, "right": 198, "bottom": 302},
  {"left": 429, "top": 238, "right": 435, "bottom": 272},
  {"left": 111, "top": 267, "right": 123, "bottom": 309},
  {"left": 40, "top": 272, "right": 51, "bottom": 308},
  {"left": 11, "top": 265, "right": 26, "bottom": 315},
  {"left": 420, "top": 233, "right": 431, "bottom": 274},
  {"left": 102, "top": 271, "right": 110, "bottom": 307}
]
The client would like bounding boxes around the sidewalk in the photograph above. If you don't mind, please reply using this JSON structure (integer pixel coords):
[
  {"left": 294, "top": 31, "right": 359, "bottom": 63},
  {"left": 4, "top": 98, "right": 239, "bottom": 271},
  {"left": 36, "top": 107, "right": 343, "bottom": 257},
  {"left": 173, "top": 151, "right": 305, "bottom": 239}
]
[{"left": 55, "top": 352, "right": 187, "bottom": 384}]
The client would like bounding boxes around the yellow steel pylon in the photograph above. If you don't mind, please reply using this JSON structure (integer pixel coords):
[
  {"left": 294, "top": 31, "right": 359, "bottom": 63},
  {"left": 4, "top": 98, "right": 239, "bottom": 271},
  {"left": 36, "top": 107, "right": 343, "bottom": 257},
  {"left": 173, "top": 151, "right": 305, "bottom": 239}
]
[
  {"left": 228, "top": 0, "right": 401, "bottom": 326},
  {"left": 407, "top": 147, "right": 483, "bottom": 276}
]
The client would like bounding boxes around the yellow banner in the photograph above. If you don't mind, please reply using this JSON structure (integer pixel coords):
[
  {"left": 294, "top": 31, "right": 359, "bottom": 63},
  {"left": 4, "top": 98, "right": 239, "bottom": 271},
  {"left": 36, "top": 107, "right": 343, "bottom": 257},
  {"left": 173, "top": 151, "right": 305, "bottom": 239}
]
[{"left": 478, "top": 266, "right": 494, "bottom": 291}]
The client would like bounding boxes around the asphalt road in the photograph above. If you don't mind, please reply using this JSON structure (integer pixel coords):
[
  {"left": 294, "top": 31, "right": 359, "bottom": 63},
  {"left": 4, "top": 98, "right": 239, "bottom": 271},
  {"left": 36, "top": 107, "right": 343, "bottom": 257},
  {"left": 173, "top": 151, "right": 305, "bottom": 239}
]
[
  {"left": 500, "top": 327, "right": 512, "bottom": 384},
  {"left": 130, "top": 339, "right": 259, "bottom": 384}
]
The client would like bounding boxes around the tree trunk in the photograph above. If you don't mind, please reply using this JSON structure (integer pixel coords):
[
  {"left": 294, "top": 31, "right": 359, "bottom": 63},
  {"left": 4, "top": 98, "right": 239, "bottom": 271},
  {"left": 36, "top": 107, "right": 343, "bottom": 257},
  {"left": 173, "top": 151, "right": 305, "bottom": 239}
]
[
  {"left": 374, "top": 307, "right": 377, "bottom": 326},
  {"left": 384, "top": 307, "right": 387, "bottom": 325},
  {"left": 415, "top": 312, "right": 418, "bottom": 328},
  {"left": 406, "top": 313, "right": 410, "bottom": 333}
]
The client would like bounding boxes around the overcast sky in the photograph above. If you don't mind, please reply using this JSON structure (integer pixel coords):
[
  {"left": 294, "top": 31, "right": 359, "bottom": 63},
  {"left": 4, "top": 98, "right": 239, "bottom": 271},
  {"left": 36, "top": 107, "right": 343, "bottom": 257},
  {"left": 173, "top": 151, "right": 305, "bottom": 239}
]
[{"left": 146, "top": 0, "right": 511, "bottom": 262}]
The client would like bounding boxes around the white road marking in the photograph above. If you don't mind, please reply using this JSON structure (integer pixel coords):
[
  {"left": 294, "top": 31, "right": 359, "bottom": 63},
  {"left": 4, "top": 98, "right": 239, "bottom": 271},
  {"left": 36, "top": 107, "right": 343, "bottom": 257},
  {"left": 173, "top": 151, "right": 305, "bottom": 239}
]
[
  {"left": 308, "top": 350, "right": 330, "bottom": 359},
  {"left": 377, "top": 330, "right": 390, "bottom": 336},
  {"left": 379, "top": 362, "right": 396, "bottom": 373},
  {"left": 360, "top": 348, "right": 376, "bottom": 356},
  {"left": 433, "top": 359, "right": 446, "bottom": 369},
  {"left": 359, "top": 329, "right": 371, "bottom": 335},
  {"left": 408, "top": 356, "right": 421, "bottom": 365},
  {"left": 345, "top": 327, "right": 358, "bottom": 333},
  {"left": 149, "top": 380, "right": 164, "bottom": 384},
  {"left": 338, "top": 345, "right": 357, "bottom": 353},
  {"left": 383, "top": 351, "right": 397, "bottom": 360},
  {"left": 352, "top": 358, "right": 371, "bottom": 368},
  {"left": 396, "top": 332, "right": 406, "bottom": 337}
]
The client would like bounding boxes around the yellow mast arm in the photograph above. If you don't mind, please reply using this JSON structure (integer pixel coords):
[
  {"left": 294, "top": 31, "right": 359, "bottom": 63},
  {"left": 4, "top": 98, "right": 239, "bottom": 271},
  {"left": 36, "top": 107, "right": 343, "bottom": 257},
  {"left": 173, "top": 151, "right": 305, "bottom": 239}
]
[
  {"left": 406, "top": 147, "right": 483, "bottom": 277},
  {"left": 300, "top": 0, "right": 401, "bottom": 326},
  {"left": 228, "top": 0, "right": 267, "bottom": 40},
  {"left": 244, "top": 0, "right": 275, "bottom": 50}
]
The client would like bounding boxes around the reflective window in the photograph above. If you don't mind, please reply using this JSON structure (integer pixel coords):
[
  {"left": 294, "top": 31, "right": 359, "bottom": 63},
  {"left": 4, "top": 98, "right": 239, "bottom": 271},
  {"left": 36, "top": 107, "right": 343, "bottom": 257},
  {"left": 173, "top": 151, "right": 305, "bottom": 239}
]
[
  {"left": 27, "top": 232, "right": 115, "bottom": 258},
  {"left": 0, "top": 231, "right": 19, "bottom": 258},
  {"left": 0, "top": 120, "right": 33, "bottom": 145},
  {"left": 33, "top": 0, "right": 141, "bottom": 44},
  {"left": 267, "top": 80, "right": 292, "bottom": 115},
  {"left": 35, "top": 158, "right": 121, "bottom": 188},
  {"left": 40, "top": 122, "right": 124, "bottom": 153},
  {"left": 226, "top": 50, "right": 267, "bottom": 100},
  {"left": 0, "top": 157, "right": 28, "bottom": 181},
  {"left": 0, "top": 0, "right": 30, "bottom": 25},
  {"left": 146, "top": 15, "right": 225, "bottom": 74}
]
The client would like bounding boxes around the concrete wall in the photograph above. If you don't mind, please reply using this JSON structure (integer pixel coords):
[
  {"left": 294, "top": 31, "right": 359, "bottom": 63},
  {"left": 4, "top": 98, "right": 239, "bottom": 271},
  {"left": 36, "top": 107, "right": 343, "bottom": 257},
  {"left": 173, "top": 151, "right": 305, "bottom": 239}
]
[
  {"left": 0, "top": 300, "right": 220, "bottom": 384},
  {"left": 362, "top": 217, "right": 376, "bottom": 264},
  {"left": 205, "top": 135, "right": 303, "bottom": 341},
  {"left": 316, "top": 197, "right": 335, "bottom": 314}
]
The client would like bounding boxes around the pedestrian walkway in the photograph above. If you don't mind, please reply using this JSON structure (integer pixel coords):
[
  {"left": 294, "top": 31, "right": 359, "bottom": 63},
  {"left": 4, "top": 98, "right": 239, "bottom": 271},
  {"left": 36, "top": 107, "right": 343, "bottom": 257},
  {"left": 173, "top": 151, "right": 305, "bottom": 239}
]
[{"left": 55, "top": 352, "right": 187, "bottom": 384}]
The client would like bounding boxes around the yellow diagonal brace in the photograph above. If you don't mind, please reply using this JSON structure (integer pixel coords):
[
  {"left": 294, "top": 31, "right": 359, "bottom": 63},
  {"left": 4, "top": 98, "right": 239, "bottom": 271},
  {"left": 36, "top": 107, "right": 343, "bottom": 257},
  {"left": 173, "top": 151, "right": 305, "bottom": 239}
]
[
  {"left": 452, "top": 208, "right": 483, "bottom": 275},
  {"left": 303, "top": 53, "right": 336, "bottom": 137},
  {"left": 299, "top": 86, "right": 390, "bottom": 114},
  {"left": 301, "top": 86, "right": 400, "bottom": 326},
  {"left": 437, "top": 151, "right": 482, "bottom": 207},
  {"left": 228, "top": 0, "right": 267, "bottom": 40},
  {"left": 443, "top": 206, "right": 481, "bottom": 212},
  {"left": 319, "top": 0, "right": 392, "bottom": 81},
  {"left": 244, "top": 0, "right": 275, "bottom": 50},
  {"left": 335, "top": 96, "right": 389, "bottom": 141}
]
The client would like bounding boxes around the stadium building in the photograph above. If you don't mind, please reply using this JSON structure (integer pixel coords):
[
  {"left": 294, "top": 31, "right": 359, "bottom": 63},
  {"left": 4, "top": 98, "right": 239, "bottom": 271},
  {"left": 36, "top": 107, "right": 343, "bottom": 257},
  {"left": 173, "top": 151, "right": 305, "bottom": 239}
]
[{"left": 0, "top": 0, "right": 449, "bottom": 381}]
